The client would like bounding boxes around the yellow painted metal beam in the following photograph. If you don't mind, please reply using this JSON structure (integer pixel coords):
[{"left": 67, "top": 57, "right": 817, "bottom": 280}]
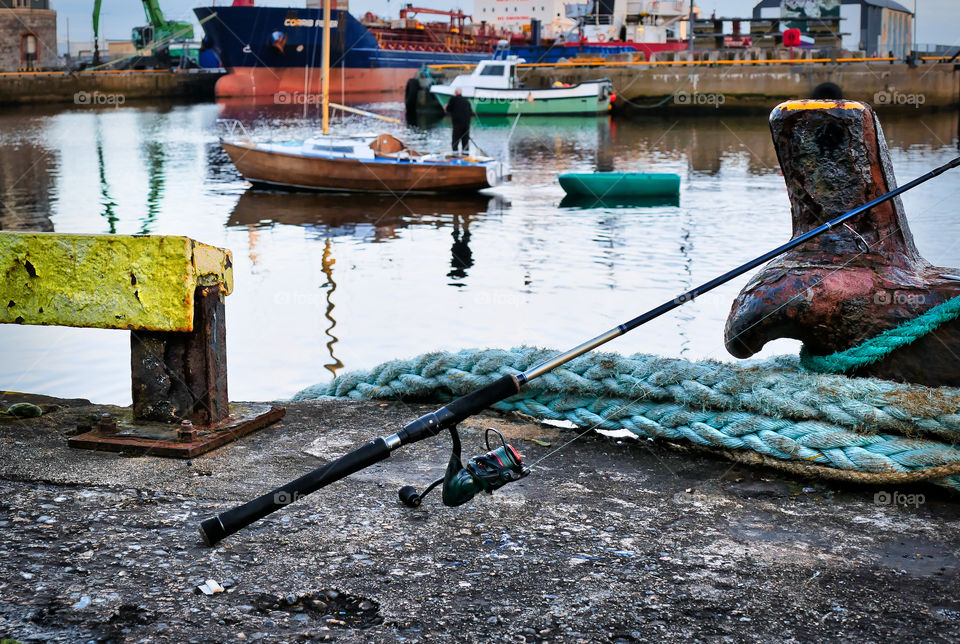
[
  {"left": 0, "top": 233, "right": 233, "bottom": 332},
  {"left": 774, "top": 100, "right": 866, "bottom": 113}
]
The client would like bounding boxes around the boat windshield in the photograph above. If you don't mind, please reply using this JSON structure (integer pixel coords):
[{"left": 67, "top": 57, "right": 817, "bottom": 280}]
[
  {"left": 312, "top": 144, "right": 357, "bottom": 153},
  {"left": 479, "top": 64, "right": 505, "bottom": 76}
]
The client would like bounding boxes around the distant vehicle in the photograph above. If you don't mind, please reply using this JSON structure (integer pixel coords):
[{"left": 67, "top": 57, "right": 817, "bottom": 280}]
[{"left": 92, "top": 0, "right": 196, "bottom": 68}]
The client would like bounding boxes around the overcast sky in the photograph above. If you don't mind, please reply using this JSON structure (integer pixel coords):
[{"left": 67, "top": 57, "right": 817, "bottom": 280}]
[{"left": 56, "top": 0, "right": 957, "bottom": 48}]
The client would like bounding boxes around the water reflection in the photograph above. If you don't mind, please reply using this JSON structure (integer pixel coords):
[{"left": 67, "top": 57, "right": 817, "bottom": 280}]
[
  {"left": 597, "top": 117, "right": 615, "bottom": 172},
  {"left": 216, "top": 95, "right": 406, "bottom": 123},
  {"left": 559, "top": 194, "right": 680, "bottom": 209},
  {"left": 206, "top": 141, "right": 241, "bottom": 185},
  {"left": 877, "top": 111, "right": 959, "bottom": 150},
  {"left": 227, "top": 189, "right": 503, "bottom": 240},
  {"left": 478, "top": 115, "right": 613, "bottom": 164},
  {"left": 0, "top": 140, "right": 56, "bottom": 232},
  {"left": 467, "top": 113, "right": 783, "bottom": 179},
  {"left": 95, "top": 117, "right": 118, "bottom": 234},
  {"left": 447, "top": 214, "right": 473, "bottom": 284},
  {"left": 320, "top": 238, "right": 344, "bottom": 377},
  {"left": 665, "top": 117, "right": 777, "bottom": 176},
  {"left": 135, "top": 111, "right": 170, "bottom": 235},
  {"left": 677, "top": 207, "right": 695, "bottom": 357}
]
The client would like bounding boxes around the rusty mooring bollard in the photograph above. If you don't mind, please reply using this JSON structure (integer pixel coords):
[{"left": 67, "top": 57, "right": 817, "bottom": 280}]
[{"left": 724, "top": 100, "right": 960, "bottom": 386}]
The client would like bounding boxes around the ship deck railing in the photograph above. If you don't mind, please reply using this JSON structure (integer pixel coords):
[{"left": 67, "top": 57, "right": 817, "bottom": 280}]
[{"left": 426, "top": 55, "right": 956, "bottom": 71}]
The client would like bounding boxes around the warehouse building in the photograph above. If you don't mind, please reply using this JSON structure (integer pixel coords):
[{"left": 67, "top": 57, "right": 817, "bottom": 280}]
[{"left": 752, "top": 0, "right": 913, "bottom": 57}]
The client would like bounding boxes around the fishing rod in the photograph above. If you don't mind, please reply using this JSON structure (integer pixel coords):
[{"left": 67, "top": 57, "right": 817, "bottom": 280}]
[
  {"left": 199, "top": 156, "right": 960, "bottom": 547},
  {"left": 507, "top": 111, "right": 523, "bottom": 145},
  {"left": 466, "top": 132, "right": 491, "bottom": 158}
]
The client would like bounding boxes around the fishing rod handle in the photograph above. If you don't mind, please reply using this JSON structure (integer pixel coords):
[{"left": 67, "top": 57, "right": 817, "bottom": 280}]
[
  {"left": 397, "top": 375, "right": 521, "bottom": 445},
  {"left": 199, "top": 437, "right": 393, "bottom": 546}
]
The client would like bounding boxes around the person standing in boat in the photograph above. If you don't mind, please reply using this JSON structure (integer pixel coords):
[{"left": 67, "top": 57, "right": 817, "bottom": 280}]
[{"left": 446, "top": 89, "right": 473, "bottom": 154}]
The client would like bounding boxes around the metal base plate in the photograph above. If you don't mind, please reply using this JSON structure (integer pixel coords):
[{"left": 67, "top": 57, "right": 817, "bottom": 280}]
[{"left": 67, "top": 404, "right": 285, "bottom": 458}]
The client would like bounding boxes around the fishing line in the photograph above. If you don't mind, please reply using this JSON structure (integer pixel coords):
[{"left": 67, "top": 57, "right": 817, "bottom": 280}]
[{"left": 198, "top": 157, "right": 960, "bottom": 546}]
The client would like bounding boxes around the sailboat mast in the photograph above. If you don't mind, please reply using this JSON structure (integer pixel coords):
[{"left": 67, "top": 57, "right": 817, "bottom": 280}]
[{"left": 321, "top": 0, "right": 332, "bottom": 135}]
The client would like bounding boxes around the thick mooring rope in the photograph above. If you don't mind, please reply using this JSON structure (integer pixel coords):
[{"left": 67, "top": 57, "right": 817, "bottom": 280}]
[
  {"left": 295, "top": 347, "right": 960, "bottom": 491},
  {"left": 801, "top": 295, "right": 960, "bottom": 374}
]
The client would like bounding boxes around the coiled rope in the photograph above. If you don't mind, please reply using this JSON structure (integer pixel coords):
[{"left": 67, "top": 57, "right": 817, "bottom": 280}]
[
  {"left": 295, "top": 347, "right": 960, "bottom": 491},
  {"left": 801, "top": 295, "right": 960, "bottom": 374}
]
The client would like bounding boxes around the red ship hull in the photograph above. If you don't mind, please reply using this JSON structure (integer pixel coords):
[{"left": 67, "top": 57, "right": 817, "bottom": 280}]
[{"left": 215, "top": 66, "right": 411, "bottom": 99}]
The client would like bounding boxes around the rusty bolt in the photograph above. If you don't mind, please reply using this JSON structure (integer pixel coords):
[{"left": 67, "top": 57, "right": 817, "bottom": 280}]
[
  {"left": 178, "top": 419, "right": 198, "bottom": 442},
  {"left": 97, "top": 413, "right": 117, "bottom": 434}
]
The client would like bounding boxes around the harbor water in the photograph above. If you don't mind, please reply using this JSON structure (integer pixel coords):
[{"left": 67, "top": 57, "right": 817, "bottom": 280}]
[{"left": 1, "top": 101, "right": 957, "bottom": 405}]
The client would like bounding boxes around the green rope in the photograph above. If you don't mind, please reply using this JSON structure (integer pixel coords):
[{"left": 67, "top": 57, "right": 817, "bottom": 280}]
[
  {"left": 801, "top": 295, "right": 960, "bottom": 374},
  {"left": 295, "top": 347, "right": 960, "bottom": 491}
]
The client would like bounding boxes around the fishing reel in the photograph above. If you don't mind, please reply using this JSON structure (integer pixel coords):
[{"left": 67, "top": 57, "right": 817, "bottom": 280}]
[{"left": 398, "top": 427, "right": 529, "bottom": 508}]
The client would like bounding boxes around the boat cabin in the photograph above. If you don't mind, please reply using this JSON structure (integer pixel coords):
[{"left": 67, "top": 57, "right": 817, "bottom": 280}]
[
  {"left": 302, "top": 137, "right": 376, "bottom": 160},
  {"left": 448, "top": 57, "right": 526, "bottom": 90}
]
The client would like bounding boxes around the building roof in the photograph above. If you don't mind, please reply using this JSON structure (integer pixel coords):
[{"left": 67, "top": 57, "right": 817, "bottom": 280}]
[
  {"left": 752, "top": 0, "right": 913, "bottom": 14},
  {"left": 864, "top": 0, "right": 913, "bottom": 12}
]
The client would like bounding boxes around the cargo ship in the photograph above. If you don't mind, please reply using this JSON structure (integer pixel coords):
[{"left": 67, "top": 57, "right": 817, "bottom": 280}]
[
  {"left": 195, "top": 1, "right": 689, "bottom": 100},
  {"left": 195, "top": 3, "right": 508, "bottom": 99}
]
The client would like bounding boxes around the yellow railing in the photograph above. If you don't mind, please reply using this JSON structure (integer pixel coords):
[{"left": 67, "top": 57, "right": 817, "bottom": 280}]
[{"left": 427, "top": 56, "right": 951, "bottom": 71}]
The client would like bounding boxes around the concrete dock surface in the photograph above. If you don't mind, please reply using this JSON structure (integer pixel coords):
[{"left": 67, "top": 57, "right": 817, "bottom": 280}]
[{"left": 0, "top": 396, "right": 958, "bottom": 643}]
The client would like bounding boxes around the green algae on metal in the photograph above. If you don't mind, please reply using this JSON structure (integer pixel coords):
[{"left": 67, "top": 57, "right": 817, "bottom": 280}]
[{"left": 0, "top": 233, "right": 233, "bottom": 332}]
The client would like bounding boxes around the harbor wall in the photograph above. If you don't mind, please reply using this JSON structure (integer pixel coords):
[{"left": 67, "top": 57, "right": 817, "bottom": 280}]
[
  {"left": 418, "top": 63, "right": 960, "bottom": 114},
  {"left": 0, "top": 70, "right": 222, "bottom": 106}
]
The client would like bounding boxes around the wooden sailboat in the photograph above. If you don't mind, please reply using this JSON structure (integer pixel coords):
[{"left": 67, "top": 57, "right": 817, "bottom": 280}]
[
  {"left": 219, "top": 2, "right": 504, "bottom": 194},
  {"left": 221, "top": 135, "right": 501, "bottom": 193}
]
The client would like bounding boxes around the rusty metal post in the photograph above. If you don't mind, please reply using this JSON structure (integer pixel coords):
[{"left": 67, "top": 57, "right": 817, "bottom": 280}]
[
  {"left": 724, "top": 100, "right": 960, "bottom": 386},
  {"left": 131, "top": 284, "right": 228, "bottom": 425}
]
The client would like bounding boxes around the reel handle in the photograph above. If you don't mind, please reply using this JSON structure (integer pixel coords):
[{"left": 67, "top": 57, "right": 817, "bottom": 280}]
[{"left": 398, "top": 485, "right": 422, "bottom": 507}]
